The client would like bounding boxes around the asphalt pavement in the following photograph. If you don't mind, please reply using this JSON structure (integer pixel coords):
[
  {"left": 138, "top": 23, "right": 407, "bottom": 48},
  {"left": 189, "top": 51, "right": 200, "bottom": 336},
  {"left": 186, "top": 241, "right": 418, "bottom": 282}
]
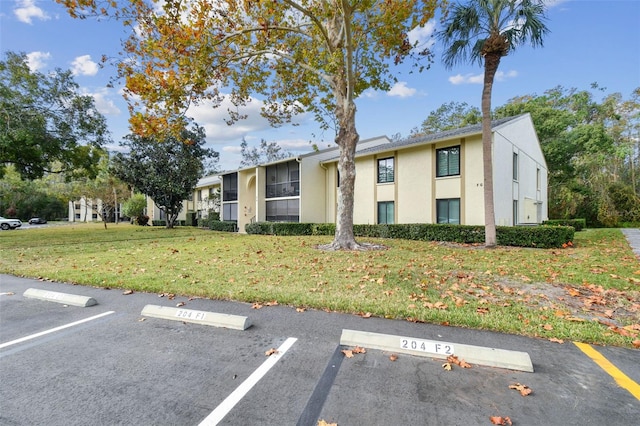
[{"left": 1, "top": 271, "right": 638, "bottom": 426}]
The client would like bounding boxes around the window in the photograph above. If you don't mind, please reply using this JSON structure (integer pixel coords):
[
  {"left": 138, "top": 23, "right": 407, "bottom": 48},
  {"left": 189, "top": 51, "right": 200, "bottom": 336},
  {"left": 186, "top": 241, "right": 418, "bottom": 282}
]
[
  {"left": 198, "top": 190, "right": 203, "bottom": 201},
  {"left": 513, "top": 200, "right": 518, "bottom": 225},
  {"left": 266, "top": 161, "right": 299, "bottom": 198},
  {"left": 436, "top": 146, "right": 460, "bottom": 177},
  {"left": 377, "top": 157, "right": 394, "bottom": 184},
  {"left": 377, "top": 201, "right": 394, "bottom": 224},
  {"left": 436, "top": 198, "right": 460, "bottom": 224},
  {"left": 266, "top": 199, "right": 299, "bottom": 222},
  {"left": 513, "top": 152, "right": 519, "bottom": 181},
  {"left": 536, "top": 168, "right": 541, "bottom": 190},
  {"left": 223, "top": 173, "right": 238, "bottom": 201},
  {"left": 223, "top": 203, "right": 238, "bottom": 222}
]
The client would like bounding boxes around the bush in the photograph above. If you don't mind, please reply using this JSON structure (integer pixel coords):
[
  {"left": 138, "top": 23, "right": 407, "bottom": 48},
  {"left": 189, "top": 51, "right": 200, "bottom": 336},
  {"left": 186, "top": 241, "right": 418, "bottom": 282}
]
[
  {"left": 246, "top": 221, "right": 574, "bottom": 248},
  {"left": 136, "top": 215, "right": 149, "bottom": 226},
  {"left": 210, "top": 221, "right": 237, "bottom": 232},
  {"left": 543, "top": 218, "right": 586, "bottom": 231}
]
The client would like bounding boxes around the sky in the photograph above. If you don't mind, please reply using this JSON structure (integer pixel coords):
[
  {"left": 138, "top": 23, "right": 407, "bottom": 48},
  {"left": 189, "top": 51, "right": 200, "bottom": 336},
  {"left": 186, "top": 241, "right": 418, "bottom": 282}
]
[{"left": 1, "top": 0, "right": 639, "bottom": 172}]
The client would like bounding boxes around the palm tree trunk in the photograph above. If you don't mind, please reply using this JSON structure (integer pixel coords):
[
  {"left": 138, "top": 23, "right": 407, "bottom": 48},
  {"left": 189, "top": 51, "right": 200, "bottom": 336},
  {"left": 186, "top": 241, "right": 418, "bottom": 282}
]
[{"left": 482, "top": 53, "right": 501, "bottom": 247}]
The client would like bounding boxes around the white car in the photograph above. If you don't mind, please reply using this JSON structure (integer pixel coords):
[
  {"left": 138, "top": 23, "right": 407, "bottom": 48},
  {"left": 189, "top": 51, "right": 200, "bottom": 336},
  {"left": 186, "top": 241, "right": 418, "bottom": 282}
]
[{"left": 0, "top": 216, "right": 22, "bottom": 230}]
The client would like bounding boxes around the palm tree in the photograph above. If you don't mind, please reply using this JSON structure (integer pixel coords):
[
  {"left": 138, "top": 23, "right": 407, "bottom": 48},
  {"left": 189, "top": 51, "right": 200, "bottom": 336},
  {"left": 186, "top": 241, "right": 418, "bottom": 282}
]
[{"left": 438, "top": 0, "right": 549, "bottom": 247}]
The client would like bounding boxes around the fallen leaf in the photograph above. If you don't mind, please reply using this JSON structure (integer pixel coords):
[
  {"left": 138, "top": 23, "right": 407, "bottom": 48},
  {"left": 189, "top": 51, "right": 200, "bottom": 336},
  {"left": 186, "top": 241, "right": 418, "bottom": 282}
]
[
  {"left": 447, "top": 354, "right": 471, "bottom": 368},
  {"left": 296, "top": 307, "right": 306, "bottom": 312},
  {"left": 138, "top": 318, "right": 146, "bottom": 322},
  {"left": 358, "top": 312, "right": 373, "bottom": 318},
  {"left": 543, "top": 324, "right": 554, "bottom": 331},
  {"left": 509, "top": 383, "right": 533, "bottom": 396},
  {"left": 342, "top": 349, "right": 354, "bottom": 358},
  {"left": 123, "top": 290, "right": 134, "bottom": 295},
  {"left": 252, "top": 302, "right": 263, "bottom": 309},
  {"left": 490, "top": 416, "right": 512, "bottom": 425},
  {"left": 265, "top": 348, "right": 279, "bottom": 356},
  {"left": 442, "top": 362, "right": 452, "bottom": 371},
  {"left": 632, "top": 340, "right": 640, "bottom": 349},
  {"left": 389, "top": 354, "right": 398, "bottom": 362},
  {"left": 176, "top": 302, "right": 185, "bottom": 307},
  {"left": 353, "top": 346, "right": 366, "bottom": 354},
  {"left": 548, "top": 337, "right": 564, "bottom": 344},
  {"left": 317, "top": 420, "right": 337, "bottom": 426}
]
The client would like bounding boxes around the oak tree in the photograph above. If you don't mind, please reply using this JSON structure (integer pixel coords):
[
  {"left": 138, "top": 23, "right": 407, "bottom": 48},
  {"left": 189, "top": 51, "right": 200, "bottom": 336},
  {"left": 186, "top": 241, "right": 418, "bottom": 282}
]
[
  {"left": 0, "top": 51, "right": 109, "bottom": 180},
  {"left": 58, "top": 0, "right": 442, "bottom": 249}
]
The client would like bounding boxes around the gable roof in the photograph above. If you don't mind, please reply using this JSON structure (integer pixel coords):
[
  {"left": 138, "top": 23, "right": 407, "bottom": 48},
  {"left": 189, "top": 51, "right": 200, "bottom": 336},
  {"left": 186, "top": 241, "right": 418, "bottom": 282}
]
[{"left": 321, "top": 114, "right": 526, "bottom": 163}]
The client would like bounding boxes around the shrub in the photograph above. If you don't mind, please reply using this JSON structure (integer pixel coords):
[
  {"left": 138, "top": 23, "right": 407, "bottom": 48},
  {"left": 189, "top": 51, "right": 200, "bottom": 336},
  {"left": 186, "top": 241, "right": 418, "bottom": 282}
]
[
  {"left": 246, "top": 222, "right": 574, "bottom": 248},
  {"left": 136, "top": 215, "right": 149, "bottom": 226},
  {"left": 543, "top": 218, "right": 586, "bottom": 231},
  {"left": 210, "top": 221, "right": 237, "bottom": 232}
]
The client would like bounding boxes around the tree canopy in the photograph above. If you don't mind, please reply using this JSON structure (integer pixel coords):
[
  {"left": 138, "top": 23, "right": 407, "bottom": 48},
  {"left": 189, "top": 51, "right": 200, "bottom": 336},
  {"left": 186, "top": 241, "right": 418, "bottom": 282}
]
[
  {"left": 240, "top": 138, "right": 290, "bottom": 167},
  {"left": 111, "top": 125, "right": 218, "bottom": 228},
  {"left": 0, "top": 51, "right": 110, "bottom": 180},
  {"left": 57, "top": 0, "right": 442, "bottom": 249}
]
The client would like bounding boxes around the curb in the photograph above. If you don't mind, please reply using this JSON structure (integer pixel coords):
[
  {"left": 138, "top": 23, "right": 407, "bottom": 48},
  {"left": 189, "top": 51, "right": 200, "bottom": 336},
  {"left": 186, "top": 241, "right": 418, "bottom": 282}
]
[
  {"left": 23, "top": 288, "right": 98, "bottom": 307},
  {"left": 141, "top": 304, "right": 252, "bottom": 330},
  {"left": 340, "top": 329, "right": 534, "bottom": 372}
]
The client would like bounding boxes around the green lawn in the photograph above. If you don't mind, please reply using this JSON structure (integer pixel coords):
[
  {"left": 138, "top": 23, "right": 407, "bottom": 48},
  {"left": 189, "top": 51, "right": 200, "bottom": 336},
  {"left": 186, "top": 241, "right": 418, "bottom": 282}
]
[{"left": 1, "top": 223, "right": 638, "bottom": 348}]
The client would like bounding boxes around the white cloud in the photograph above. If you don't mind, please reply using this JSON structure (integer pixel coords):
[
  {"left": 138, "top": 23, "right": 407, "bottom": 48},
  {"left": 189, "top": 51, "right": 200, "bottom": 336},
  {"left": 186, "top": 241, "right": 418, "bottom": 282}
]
[
  {"left": 25, "top": 51, "right": 51, "bottom": 71},
  {"left": 408, "top": 19, "right": 436, "bottom": 48},
  {"left": 448, "top": 70, "right": 518, "bottom": 85},
  {"left": 86, "top": 89, "right": 121, "bottom": 116},
  {"left": 13, "top": 0, "right": 50, "bottom": 24},
  {"left": 387, "top": 81, "right": 417, "bottom": 98},
  {"left": 71, "top": 55, "right": 99, "bottom": 76}
]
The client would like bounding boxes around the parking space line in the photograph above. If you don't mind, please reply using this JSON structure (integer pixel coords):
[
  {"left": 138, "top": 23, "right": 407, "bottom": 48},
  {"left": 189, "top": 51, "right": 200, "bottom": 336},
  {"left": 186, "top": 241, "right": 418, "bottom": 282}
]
[
  {"left": 297, "top": 345, "right": 345, "bottom": 426},
  {"left": 198, "top": 337, "right": 298, "bottom": 426},
  {"left": 574, "top": 342, "right": 640, "bottom": 400},
  {"left": 0, "top": 311, "right": 115, "bottom": 350}
]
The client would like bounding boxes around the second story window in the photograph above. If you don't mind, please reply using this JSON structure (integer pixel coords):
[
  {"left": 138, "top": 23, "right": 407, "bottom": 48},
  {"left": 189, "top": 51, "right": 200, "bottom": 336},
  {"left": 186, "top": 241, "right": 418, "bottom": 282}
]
[
  {"left": 222, "top": 173, "right": 238, "bottom": 201},
  {"left": 436, "top": 146, "right": 460, "bottom": 177},
  {"left": 377, "top": 157, "right": 394, "bottom": 183},
  {"left": 266, "top": 161, "right": 299, "bottom": 198},
  {"left": 513, "top": 152, "right": 519, "bottom": 181}
]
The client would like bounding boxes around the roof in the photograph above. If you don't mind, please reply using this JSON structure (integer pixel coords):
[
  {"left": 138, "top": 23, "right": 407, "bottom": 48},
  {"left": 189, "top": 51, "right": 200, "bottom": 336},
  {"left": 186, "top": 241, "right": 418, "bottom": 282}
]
[{"left": 320, "top": 115, "right": 526, "bottom": 163}]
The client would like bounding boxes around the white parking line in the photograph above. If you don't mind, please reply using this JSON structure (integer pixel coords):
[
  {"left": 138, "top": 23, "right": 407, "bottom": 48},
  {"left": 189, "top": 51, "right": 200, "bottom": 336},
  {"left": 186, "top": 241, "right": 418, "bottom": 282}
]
[
  {"left": 0, "top": 311, "right": 115, "bottom": 349},
  {"left": 198, "top": 337, "right": 298, "bottom": 426}
]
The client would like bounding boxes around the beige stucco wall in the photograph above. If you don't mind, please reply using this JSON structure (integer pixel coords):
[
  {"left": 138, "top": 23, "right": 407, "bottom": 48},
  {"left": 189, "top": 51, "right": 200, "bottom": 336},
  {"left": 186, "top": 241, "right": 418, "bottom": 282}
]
[
  {"left": 461, "top": 136, "right": 485, "bottom": 225},
  {"left": 353, "top": 156, "right": 376, "bottom": 224},
  {"left": 237, "top": 169, "right": 256, "bottom": 233},
  {"left": 300, "top": 158, "right": 326, "bottom": 223},
  {"left": 396, "top": 147, "right": 432, "bottom": 223}
]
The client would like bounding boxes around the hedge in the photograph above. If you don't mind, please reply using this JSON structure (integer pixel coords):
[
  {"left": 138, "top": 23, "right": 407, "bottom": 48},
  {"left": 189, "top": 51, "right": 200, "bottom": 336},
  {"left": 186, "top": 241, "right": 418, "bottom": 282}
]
[
  {"left": 209, "top": 221, "right": 238, "bottom": 232},
  {"left": 244, "top": 221, "right": 574, "bottom": 248},
  {"left": 543, "top": 218, "right": 586, "bottom": 231}
]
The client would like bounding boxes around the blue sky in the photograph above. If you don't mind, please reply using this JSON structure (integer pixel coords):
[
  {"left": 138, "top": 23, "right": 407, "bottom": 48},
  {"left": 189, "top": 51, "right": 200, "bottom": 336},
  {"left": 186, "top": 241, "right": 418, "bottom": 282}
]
[{"left": 1, "top": 0, "right": 639, "bottom": 171}]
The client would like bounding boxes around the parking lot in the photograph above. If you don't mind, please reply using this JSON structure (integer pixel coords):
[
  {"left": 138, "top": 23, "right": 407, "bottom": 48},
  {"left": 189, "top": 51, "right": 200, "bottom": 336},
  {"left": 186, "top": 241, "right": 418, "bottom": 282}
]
[{"left": 1, "top": 274, "right": 638, "bottom": 425}]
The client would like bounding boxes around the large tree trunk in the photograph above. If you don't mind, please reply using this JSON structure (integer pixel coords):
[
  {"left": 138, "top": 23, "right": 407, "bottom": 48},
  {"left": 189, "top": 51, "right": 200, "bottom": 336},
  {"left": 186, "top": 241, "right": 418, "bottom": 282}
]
[
  {"left": 482, "top": 53, "right": 501, "bottom": 248},
  {"left": 321, "top": 100, "right": 362, "bottom": 250}
]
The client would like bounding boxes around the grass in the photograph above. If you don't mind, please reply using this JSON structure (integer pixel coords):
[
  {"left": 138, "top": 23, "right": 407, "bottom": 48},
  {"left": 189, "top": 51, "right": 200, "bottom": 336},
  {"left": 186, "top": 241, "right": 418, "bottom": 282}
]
[{"left": 1, "top": 223, "right": 639, "bottom": 348}]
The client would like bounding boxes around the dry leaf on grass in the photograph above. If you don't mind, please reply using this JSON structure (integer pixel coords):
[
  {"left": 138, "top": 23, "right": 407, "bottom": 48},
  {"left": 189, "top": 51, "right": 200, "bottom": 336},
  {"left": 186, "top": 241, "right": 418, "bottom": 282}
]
[
  {"left": 633, "top": 340, "right": 640, "bottom": 349},
  {"left": 490, "top": 416, "right": 512, "bottom": 425},
  {"left": 509, "top": 382, "right": 533, "bottom": 396}
]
